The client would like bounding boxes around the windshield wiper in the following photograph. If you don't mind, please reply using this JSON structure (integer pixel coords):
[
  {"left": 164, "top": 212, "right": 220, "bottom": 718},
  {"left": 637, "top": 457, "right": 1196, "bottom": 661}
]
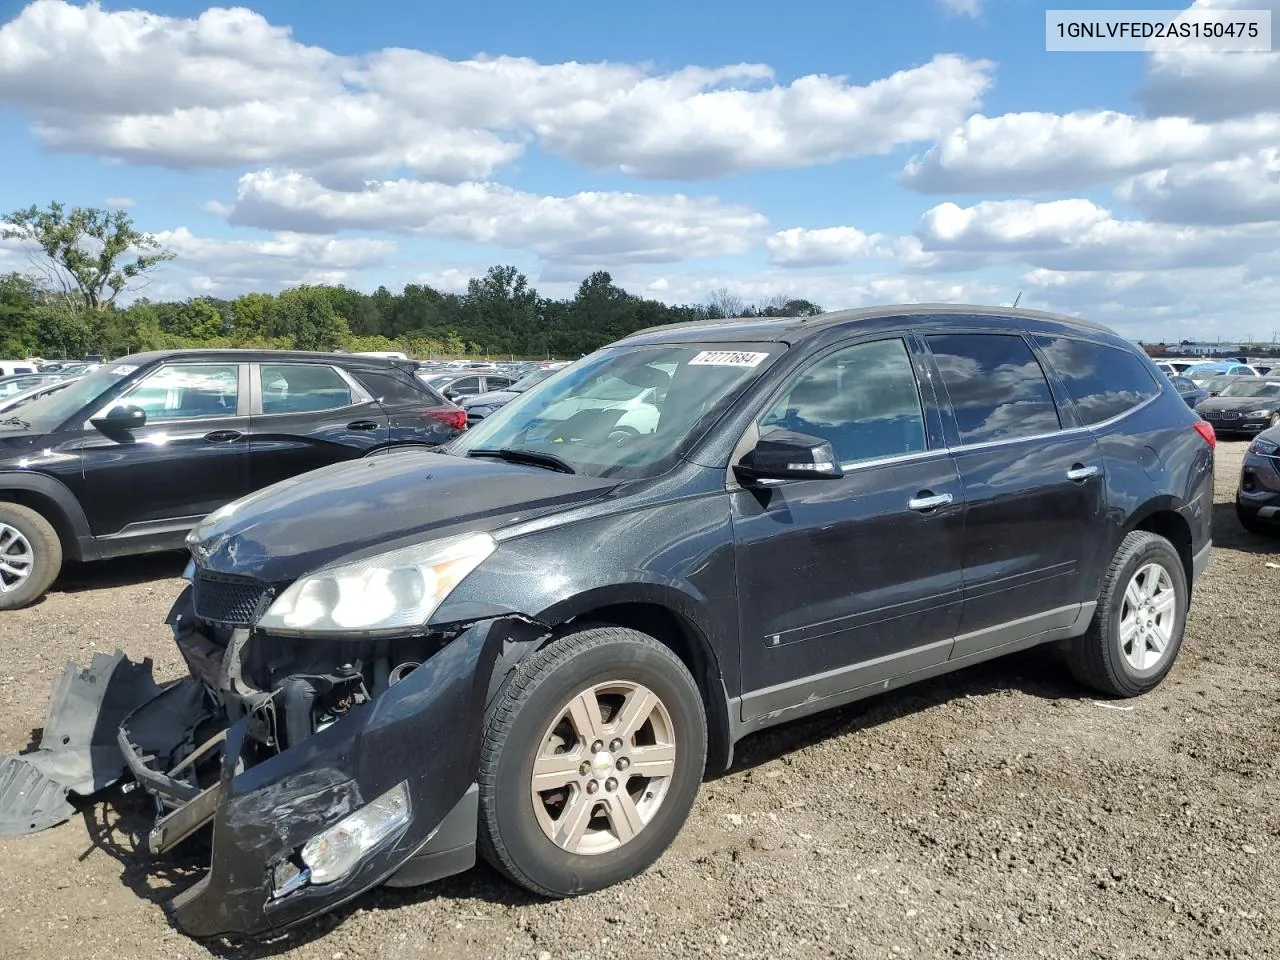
[{"left": 467, "top": 447, "right": 576, "bottom": 474}]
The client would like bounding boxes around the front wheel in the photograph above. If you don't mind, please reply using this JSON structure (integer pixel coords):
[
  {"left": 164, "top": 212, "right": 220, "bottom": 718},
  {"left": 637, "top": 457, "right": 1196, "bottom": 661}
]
[
  {"left": 478, "top": 626, "right": 707, "bottom": 898},
  {"left": 0, "top": 502, "right": 63, "bottom": 611},
  {"left": 1065, "top": 530, "right": 1188, "bottom": 697}
]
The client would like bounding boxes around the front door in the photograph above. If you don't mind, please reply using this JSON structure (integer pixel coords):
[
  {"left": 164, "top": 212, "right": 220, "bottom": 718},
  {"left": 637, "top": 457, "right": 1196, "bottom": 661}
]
[
  {"left": 924, "top": 331, "right": 1105, "bottom": 650},
  {"left": 75, "top": 362, "right": 251, "bottom": 537},
  {"left": 733, "top": 336, "right": 966, "bottom": 722},
  {"left": 247, "top": 361, "right": 389, "bottom": 489}
]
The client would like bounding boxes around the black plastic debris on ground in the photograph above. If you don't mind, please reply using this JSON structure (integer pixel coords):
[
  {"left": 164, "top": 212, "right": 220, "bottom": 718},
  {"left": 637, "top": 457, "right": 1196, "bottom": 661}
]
[{"left": 0, "top": 650, "right": 159, "bottom": 834}]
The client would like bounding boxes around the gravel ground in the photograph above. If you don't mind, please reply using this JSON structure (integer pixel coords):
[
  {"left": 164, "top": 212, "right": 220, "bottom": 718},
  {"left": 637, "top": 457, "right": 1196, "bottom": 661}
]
[{"left": 1, "top": 440, "right": 1276, "bottom": 960}]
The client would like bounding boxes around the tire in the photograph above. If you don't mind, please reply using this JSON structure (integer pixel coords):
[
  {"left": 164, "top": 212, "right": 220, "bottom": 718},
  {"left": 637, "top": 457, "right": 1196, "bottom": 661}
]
[
  {"left": 477, "top": 626, "right": 707, "bottom": 898},
  {"left": 1066, "top": 530, "right": 1188, "bottom": 697},
  {"left": 1237, "top": 505, "right": 1279, "bottom": 537},
  {"left": 0, "top": 502, "right": 63, "bottom": 611}
]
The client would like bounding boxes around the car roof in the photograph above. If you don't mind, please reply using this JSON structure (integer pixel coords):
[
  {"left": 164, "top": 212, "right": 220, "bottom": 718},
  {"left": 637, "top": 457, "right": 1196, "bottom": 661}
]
[
  {"left": 112, "top": 348, "right": 410, "bottom": 369},
  {"left": 619, "top": 303, "right": 1114, "bottom": 346}
]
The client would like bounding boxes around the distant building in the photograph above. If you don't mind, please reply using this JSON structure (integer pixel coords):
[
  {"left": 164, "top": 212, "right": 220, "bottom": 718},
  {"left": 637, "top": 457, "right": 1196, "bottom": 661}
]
[{"left": 1177, "top": 341, "right": 1242, "bottom": 357}]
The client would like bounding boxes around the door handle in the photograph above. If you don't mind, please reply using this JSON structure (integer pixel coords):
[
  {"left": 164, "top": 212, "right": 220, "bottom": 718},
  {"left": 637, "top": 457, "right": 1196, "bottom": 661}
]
[
  {"left": 1067, "top": 464, "right": 1100, "bottom": 481},
  {"left": 908, "top": 492, "right": 953, "bottom": 512},
  {"left": 203, "top": 430, "right": 242, "bottom": 443},
  {"left": 348, "top": 420, "right": 379, "bottom": 431}
]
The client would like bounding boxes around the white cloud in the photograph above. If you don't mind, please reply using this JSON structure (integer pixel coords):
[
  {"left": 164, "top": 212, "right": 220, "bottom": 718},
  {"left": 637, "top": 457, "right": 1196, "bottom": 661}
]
[
  {"left": 1116, "top": 148, "right": 1280, "bottom": 225},
  {"left": 149, "top": 227, "right": 398, "bottom": 296},
  {"left": 1020, "top": 266, "right": 1280, "bottom": 340},
  {"left": 901, "top": 110, "right": 1280, "bottom": 193},
  {"left": 1136, "top": 0, "right": 1280, "bottom": 121},
  {"left": 215, "top": 170, "right": 768, "bottom": 266},
  {"left": 769, "top": 197, "right": 1280, "bottom": 275},
  {"left": 0, "top": 1, "right": 993, "bottom": 181},
  {"left": 938, "top": 0, "right": 982, "bottom": 17},
  {"left": 613, "top": 268, "right": 1006, "bottom": 313},
  {"left": 103, "top": 196, "right": 134, "bottom": 209}
]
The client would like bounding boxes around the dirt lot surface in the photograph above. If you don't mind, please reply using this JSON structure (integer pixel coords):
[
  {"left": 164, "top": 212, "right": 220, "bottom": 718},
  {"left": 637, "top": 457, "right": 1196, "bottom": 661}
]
[{"left": 1, "top": 440, "right": 1276, "bottom": 960}]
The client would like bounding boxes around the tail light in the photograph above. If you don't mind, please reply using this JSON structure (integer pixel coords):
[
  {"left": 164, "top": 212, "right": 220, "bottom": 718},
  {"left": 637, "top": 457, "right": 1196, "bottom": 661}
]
[
  {"left": 426, "top": 408, "right": 467, "bottom": 430},
  {"left": 1192, "top": 419, "right": 1215, "bottom": 450}
]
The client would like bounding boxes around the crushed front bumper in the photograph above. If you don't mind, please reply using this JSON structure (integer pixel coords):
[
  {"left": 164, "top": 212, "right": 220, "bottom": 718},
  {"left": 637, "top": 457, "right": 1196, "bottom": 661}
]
[{"left": 118, "top": 618, "right": 506, "bottom": 940}]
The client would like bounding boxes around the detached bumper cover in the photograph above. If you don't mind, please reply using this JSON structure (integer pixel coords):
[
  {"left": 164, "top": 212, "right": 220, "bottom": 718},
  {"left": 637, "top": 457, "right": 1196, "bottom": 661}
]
[
  {"left": 0, "top": 651, "right": 160, "bottom": 835},
  {"left": 121, "top": 619, "right": 506, "bottom": 940}
]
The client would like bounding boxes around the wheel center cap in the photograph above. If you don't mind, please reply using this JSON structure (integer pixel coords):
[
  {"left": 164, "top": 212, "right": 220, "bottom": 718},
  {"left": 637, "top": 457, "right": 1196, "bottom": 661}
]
[{"left": 591, "top": 751, "right": 614, "bottom": 777}]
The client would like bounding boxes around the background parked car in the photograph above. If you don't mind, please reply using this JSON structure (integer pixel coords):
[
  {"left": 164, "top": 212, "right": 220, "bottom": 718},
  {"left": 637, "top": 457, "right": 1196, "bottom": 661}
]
[
  {"left": 1238, "top": 426, "right": 1280, "bottom": 535},
  {"left": 0, "top": 360, "right": 39, "bottom": 377},
  {"left": 0, "top": 376, "right": 81, "bottom": 415},
  {"left": 417, "top": 369, "right": 517, "bottom": 401},
  {"left": 1195, "top": 378, "right": 1280, "bottom": 435},
  {"left": 0, "top": 349, "right": 466, "bottom": 609},
  {"left": 0, "top": 372, "right": 68, "bottom": 400},
  {"left": 1167, "top": 375, "right": 1209, "bottom": 409},
  {"left": 1186, "top": 361, "right": 1257, "bottom": 383},
  {"left": 458, "top": 364, "right": 570, "bottom": 423}
]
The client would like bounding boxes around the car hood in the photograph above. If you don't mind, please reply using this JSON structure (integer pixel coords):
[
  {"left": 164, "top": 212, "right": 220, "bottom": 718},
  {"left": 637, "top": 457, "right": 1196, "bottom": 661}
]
[
  {"left": 461, "top": 390, "right": 518, "bottom": 408},
  {"left": 1197, "top": 396, "right": 1279, "bottom": 413},
  {"left": 188, "top": 450, "right": 618, "bottom": 582}
]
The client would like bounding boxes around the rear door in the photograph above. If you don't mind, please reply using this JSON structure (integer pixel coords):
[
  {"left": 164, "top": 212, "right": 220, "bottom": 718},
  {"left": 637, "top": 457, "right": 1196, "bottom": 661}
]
[
  {"left": 246, "top": 361, "right": 389, "bottom": 489},
  {"left": 74, "top": 361, "right": 251, "bottom": 537},
  {"left": 924, "top": 330, "right": 1105, "bottom": 651}
]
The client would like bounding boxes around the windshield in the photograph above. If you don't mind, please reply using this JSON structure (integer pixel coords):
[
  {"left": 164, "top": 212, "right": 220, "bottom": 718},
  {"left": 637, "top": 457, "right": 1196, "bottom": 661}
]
[
  {"left": 1, "top": 365, "right": 131, "bottom": 429},
  {"left": 1221, "top": 380, "right": 1280, "bottom": 398},
  {"left": 449, "top": 344, "right": 782, "bottom": 479}
]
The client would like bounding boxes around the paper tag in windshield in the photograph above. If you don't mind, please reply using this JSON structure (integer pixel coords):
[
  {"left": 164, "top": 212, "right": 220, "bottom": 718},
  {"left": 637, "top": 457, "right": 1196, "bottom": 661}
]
[{"left": 689, "top": 351, "right": 768, "bottom": 367}]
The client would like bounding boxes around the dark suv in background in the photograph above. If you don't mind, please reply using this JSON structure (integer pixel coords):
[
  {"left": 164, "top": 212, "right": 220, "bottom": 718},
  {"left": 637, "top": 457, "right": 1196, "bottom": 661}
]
[
  {"left": 0, "top": 350, "right": 465, "bottom": 609},
  {"left": 12, "top": 305, "right": 1213, "bottom": 938}
]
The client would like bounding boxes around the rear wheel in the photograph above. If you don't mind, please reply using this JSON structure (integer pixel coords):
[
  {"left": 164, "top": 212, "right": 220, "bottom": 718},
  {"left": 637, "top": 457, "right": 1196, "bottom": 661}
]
[
  {"left": 0, "top": 503, "right": 62, "bottom": 611},
  {"left": 478, "top": 626, "right": 706, "bottom": 897},
  {"left": 1066, "top": 531, "right": 1187, "bottom": 697}
]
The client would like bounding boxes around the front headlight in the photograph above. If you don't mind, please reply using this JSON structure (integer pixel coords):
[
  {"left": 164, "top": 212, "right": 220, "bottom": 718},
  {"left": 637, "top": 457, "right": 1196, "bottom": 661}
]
[
  {"left": 1246, "top": 409, "right": 1273, "bottom": 419},
  {"left": 299, "top": 781, "right": 411, "bottom": 886},
  {"left": 257, "top": 531, "right": 495, "bottom": 635},
  {"left": 1250, "top": 437, "right": 1280, "bottom": 456}
]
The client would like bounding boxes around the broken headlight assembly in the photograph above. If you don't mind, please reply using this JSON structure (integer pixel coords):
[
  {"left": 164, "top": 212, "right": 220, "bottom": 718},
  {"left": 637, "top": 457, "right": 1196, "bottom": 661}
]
[{"left": 257, "top": 532, "right": 496, "bottom": 636}]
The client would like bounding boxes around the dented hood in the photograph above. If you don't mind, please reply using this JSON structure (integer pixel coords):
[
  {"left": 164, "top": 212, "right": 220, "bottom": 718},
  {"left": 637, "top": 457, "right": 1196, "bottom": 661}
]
[{"left": 188, "top": 448, "right": 617, "bottom": 582}]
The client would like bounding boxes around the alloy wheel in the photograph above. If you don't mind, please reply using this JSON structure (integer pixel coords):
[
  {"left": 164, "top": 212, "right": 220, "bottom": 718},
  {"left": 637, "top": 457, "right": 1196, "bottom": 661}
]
[
  {"left": 0, "top": 522, "right": 34, "bottom": 593},
  {"left": 1119, "top": 562, "right": 1177, "bottom": 672},
  {"left": 529, "top": 680, "right": 676, "bottom": 855}
]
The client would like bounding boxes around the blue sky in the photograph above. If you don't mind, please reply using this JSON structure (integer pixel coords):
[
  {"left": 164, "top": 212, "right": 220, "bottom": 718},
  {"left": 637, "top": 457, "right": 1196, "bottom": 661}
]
[{"left": 1, "top": 0, "right": 1278, "bottom": 341}]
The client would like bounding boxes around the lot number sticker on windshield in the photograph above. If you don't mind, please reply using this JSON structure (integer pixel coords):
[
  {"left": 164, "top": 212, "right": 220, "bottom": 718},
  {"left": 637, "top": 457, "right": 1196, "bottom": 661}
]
[
  {"left": 110, "top": 364, "right": 137, "bottom": 375},
  {"left": 689, "top": 351, "right": 768, "bottom": 367}
]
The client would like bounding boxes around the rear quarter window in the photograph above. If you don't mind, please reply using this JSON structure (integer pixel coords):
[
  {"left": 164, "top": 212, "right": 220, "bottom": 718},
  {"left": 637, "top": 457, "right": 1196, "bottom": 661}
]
[
  {"left": 353, "top": 368, "right": 445, "bottom": 406},
  {"left": 1033, "top": 336, "right": 1161, "bottom": 426}
]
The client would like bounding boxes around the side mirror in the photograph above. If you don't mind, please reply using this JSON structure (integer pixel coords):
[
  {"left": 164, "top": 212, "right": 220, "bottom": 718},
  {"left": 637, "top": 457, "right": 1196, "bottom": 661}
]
[
  {"left": 91, "top": 404, "right": 147, "bottom": 434},
  {"left": 444, "top": 389, "right": 460, "bottom": 401},
  {"left": 733, "top": 429, "right": 843, "bottom": 483}
]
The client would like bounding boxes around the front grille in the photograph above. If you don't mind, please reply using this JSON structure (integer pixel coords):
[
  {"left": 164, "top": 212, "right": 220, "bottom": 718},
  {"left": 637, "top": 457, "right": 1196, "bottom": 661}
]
[
  {"left": 193, "top": 570, "right": 270, "bottom": 626},
  {"left": 1219, "top": 411, "right": 1241, "bottom": 420}
]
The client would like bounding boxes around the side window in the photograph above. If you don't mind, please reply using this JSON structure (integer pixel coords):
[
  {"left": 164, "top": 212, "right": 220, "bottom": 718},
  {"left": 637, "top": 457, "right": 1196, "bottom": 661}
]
[
  {"left": 356, "top": 369, "right": 439, "bottom": 405},
  {"left": 1033, "top": 336, "right": 1161, "bottom": 426},
  {"left": 448, "top": 377, "right": 481, "bottom": 396},
  {"left": 1169, "top": 376, "right": 1194, "bottom": 391},
  {"left": 927, "top": 333, "right": 1060, "bottom": 444},
  {"left": 116, "top": 363, "right": 239, "bottom": 421},
  {"left": 259, "top": 363, "right": 355, "bottom": 414},
  {"left": 760, "top": 338, "right": 927, "bottom": 465}
]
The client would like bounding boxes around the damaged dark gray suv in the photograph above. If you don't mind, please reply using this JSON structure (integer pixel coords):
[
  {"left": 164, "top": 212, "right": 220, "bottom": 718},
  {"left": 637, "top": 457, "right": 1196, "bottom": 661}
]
[{"left": 3, "top": 305, "right": 1215, "bottom": 939}]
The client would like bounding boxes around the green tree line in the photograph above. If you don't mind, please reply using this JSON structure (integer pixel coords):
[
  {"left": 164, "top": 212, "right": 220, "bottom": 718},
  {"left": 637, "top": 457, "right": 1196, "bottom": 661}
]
[{"left": 2, "top": 203, "right": 824, "bottom": 361}]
